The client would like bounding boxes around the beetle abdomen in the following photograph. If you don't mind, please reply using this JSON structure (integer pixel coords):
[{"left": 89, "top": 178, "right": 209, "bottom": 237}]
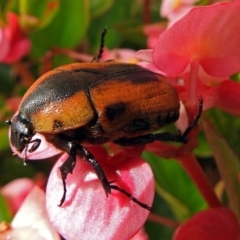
[{"left": 90, "top": 73, "right": 180, "bottom": 133}]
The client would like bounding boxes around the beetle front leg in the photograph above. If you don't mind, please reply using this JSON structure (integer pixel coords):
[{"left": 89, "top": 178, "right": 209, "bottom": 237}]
[
  {"left": 58, "top": 155, "right": 76, "bottom": 206},
  {"left": 77, "top": 146, "right": 152, "bottom": 210},
  {"left": 58, "top": 142, "right": 77, "bottom": 206},
  {"left": 51, "top": 135, "right": 152, "bottom": 210},
  {"left": 56, "top": 139, "right": 111, "bottom": 206},
  {"left": 77, "top": 145, "right": 112, "bottom": 197}
]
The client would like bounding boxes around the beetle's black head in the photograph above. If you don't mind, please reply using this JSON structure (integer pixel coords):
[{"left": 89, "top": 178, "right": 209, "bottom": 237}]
[{"left": 7, "top": 112, "right": 36, "bottom": 154}]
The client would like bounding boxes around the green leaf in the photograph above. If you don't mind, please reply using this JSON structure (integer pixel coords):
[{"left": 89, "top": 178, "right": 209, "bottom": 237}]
[
  {"left": 206, "top": 108, "right": 240, "bottom": 158},
  {"left": 0, "top": 128, "right": 9, "bottom": 151},
  {"left": 87, "top": 0, "right": 139, "bottom": 52},
  {"left": 143, "top": 152, "right": 207, "bottom": 221},
  {"left": 0, "top": 193, "right": 12, "bottom": 222},
  {"left": 194, "top": 131, "right": 212, "bottom": 158},
  {"left": 30, "top": 0, "right": 89, "bottom": 59},
  {"left": 19, "top": 0, "right": 59, "bottom": 30},
  {"left": 203, "top": 119, "right": 240, "bottom": 218},
  {"left": 90, "top": 0, "right": 113, "bottom": 18},
  {"left": 0, "top": 64, "right": 14, "bottom": 94}
]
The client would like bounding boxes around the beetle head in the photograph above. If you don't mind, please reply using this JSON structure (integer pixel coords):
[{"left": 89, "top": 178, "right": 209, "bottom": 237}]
[{"left": 7, "top": 112, "right": 37, "bottom": 154}]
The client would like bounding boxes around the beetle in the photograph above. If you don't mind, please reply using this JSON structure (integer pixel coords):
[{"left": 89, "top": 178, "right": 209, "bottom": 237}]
[{"left": 6, "top": 30, "right": 202, "bottom": 210}]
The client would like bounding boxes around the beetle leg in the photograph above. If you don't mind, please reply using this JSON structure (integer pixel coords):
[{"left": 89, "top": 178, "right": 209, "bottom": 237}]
[
  {"left": 115, "top": 97, "right": 203, "bottom": 146},
  {"left": 114, "top": 132, "right": 185, "bottom": 146},
  {"left": 77, "top": 147, "right": 152, "bottom": 210},
  {"left": 58, "top": 153, "right": 76, "bottom": 206},
  {"left": 57, "top": 140, "right": 151, "bottom": 210},
  {"left": 57, "top": 139, "right": 111, "bottom": 206},
  {"left": 110, "top": 184, "right": 152, "bottom": 211},
  {"left": 77, "top": 145, "right": 112, "bottom": 197}
]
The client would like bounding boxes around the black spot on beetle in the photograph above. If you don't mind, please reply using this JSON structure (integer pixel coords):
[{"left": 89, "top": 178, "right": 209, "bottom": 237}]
[
  {"left": 53, "top": 120, "right": 64, "bottom": 130},
  {"left": 105, "top": 102, "right": 126, "bottom": 121}
]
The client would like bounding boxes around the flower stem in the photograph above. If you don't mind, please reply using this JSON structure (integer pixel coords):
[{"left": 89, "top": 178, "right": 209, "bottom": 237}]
[
  {"left": 143, "top": 0, "right": 151, "bottom": 24},
  {"left": 188, "top": 60, "right": 199, "bottom": 102},
  {"left": 177, "top": 154, "right": 221, "bottom": 208},
  {"left": 148, "top": 212, "right": 179, "bottom": 229}
]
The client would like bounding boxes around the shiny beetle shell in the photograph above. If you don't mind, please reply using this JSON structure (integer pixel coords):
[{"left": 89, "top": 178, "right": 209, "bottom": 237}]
[
  {"left": 20, "top": 61, "right": 179, "bottom": 135},
  {"left": 9, "top": 61, "right": 180, "bottom": 152}
]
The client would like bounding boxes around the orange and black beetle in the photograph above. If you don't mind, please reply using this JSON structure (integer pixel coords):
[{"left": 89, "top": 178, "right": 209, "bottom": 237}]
[{"left": 7, "top": 32, "right": 202, "bottom": 210}]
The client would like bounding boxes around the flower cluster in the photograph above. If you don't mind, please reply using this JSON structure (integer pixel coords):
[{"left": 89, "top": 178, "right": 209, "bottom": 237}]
[
  {"left": 0, "top": 13, "right": 30, "bottom": 64},
  {"left": 1, "top": 1, "right": 240, "bottom": 239}
]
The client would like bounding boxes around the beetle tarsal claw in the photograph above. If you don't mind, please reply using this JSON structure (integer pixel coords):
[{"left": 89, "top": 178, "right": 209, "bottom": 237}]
[
  {"left": 182, "top": 96, "right": 203, "bottom": 138},
  {"left": 110, "top": 184, "right": 152, "bottom": 211},
  {"left": 58, "top": 154, "right": 77, "bottom": 206},
  {"left": 58, "top": 174, "right": 67, "bottom": 207}
]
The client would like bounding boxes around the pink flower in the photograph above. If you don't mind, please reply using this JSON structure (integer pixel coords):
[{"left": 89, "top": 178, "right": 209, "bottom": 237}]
[
  {"left": 154, "top": 2, "right": 240, "bottom": 79},
  {"left": 1, "top": 178, "right": 35, "bottom": 215},
  {"left": 138, "top": 1, "right": 240, "bottom": 117},
  {"left": 143, "top": 23, "right": 165, "bottom": 49},
  {"left": 0, "top": 187, "right": 60, "bottom": 240},
  {"left": 129, "top": 227, "right": 149, "bottom": 240},
  {"left": 160, "top": 0, "right": 198, "bottom": 26},
  {"left": 137, "top": 2, "right": 240, "bottom": 215},
  {"left": 173, "top": 207, "right": 240, "bottom": 240},
  {"left": 101, "top": 48, "right": 137, "bottom": 63},
  {"left": 0, "top": 12, "right": 31, "bottom": 64},
  {"left": 46, "top": 145, "right": 154, "bottom": 240}
]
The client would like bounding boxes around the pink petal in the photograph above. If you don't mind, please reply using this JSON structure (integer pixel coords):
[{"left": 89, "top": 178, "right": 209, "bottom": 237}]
[
  {"left": 10, "top": 186, "right": 60, "bottom": 240},
  {"left": 6, "top": 97, "right": 22, "bottom": 112},
  {"left": 215, "top": 80, "right": 240, "bottom": 117},
  {"left": 101, "top": 48, "right": 137, "bottom": 62},
  {"left": 4, "top": 12, "right": 19, "bottom": 41},
  {"left": 135, "top": 49, "right": 168, "bottom": 76},
  {"left": 129, "top": 227, "right": 149, "bottom": 240},
  {"left": 0, "top": 28, "right": 9, "bottom": 61},
  {"left": 143, "top": 24, "right": 165, "bottom": 48},
  {"left": 3, "top": 38, "right": 31, "bottom": 63},
  {"left": 153, "top": 2, "right": 240, "bottom": 77},
  {"left": 8, "top": 112, "right": 63, "bottom": 160},
  {"left": 173, "top": 207, "right": 240, "bottom": 240},
  {"left": 10, "top": 132, "right": 62, "bottom": 160},
  {"left": 2, "top": 178, "right": 35, "bottom": 214},
  {"left": 136, "top": 49, "right": 154, "bottom": 63},
  {"left": 3, "top": 12, "right": 31, "bottom": 63},
  {"left": 161, "top": 0, "right": 197, "bottom": 19},
  {"left": 46, "top": 151, "right": 154, "bottom": 240}
]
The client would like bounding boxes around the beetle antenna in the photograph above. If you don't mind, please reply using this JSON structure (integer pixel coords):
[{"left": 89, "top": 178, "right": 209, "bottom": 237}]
[{"left": 92, "top": 27, "right": 108, "bottom": 62}]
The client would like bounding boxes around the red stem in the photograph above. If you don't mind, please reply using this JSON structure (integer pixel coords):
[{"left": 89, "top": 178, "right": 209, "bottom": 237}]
[
  {"left": 188, "top": 60, "right": 199, "bottom": 102},
  {"left": 148, "top": 212, "right": 180, "bottom": 229},
  {"left": 143, "top": 0, "right": 151, "bottom": 24},
  {"left": 176, "top": 154, "right": 221, "bottom": 208}
]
